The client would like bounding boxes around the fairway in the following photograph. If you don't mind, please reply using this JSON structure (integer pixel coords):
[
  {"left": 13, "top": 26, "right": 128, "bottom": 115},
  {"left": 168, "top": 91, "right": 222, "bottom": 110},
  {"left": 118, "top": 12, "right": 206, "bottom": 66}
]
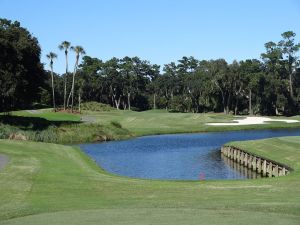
[
  {"left": 83, "top": 110, "right": 300, "bottom": 136},
  {"left": 0, "top": 136, "right": 300, "bottom": 224}
]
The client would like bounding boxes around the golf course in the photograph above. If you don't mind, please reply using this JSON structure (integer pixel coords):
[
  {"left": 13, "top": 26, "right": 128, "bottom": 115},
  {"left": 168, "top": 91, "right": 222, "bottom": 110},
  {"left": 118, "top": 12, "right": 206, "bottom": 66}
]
[
  {"left": 0, "top": 110, "right": 300, "bottom": 225},
  {"left": 1, "top": 1, "right": 300, "bottom": 224}
]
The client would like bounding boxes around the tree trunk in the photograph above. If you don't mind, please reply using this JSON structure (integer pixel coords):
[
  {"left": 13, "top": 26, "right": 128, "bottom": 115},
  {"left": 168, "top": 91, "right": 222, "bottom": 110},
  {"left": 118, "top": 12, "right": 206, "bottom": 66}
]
[
  {"left": 67, "top": 89, "right": 72, "bottom": 108},
  {"left": 78, "top": 92, "right": 81, "bottom": 113},
  {"left": 289, "top": 73, "right": 293, "bottom": 98},
  {"left": 115, "top": 98, "right": 121, "bottom": 110},
  {"left": 249, "top": 89, "right": 253, "bottom": 115},
  {"left": 275, "top": 107, "right": 279, "bottom": 116},
  {"left": 63, "top": 52, "right": 68, "bottom": 110},
  {"left": 153, "top": 93, "right": 156, "bottom": 110},
  {"left": 127, "top": 92, "right": 131, "bottom": 110},
  {"left": 123, "top": 101, "right": 127, "bottom": 110},
  {"left": 225, "top": 93, "right": 231, "bottom": 115},
  {"left": 71, "top": 69, "right": 76, "bottom": 112},
  {"left": 69, "top": 58, "right": 78, "bottom": 112},
  {"left": 234, "top": 100, "right": 238, "bottom": 116},
  {"left": 50, "top": 66, "right": 56, "bottom": 111}
]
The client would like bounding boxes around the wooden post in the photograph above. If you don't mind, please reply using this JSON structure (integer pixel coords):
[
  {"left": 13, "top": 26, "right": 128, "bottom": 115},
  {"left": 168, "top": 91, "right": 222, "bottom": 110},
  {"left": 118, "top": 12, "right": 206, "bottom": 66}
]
[
  {"left": 248, "top": 155, "right": 252, "bottom": 169},
  {"left": 233, "top": 149, "right": 237, "bottom": 161},
  {"left": 282, "top": 167, "right": 286, "bottom": 176},
  {"left": 220, "top": 146, "right": 290, "bottom": 178},
  {"left": 236, "top": 149, "right": 241, "bottom": 163},
  {"left": 244, "top": 153, "right": 248, "bottom": 166},
  {"left": 262, "top": 160, "right": 267, "bottom": 176},
  {"left": 257, "top": 158, "right": 261, "bottom": 173},
  {"left": 252, "top": 156, "right": 257, "bottom": 171},
  {"left": 268, "top": 162, "right": 273, "bottom": 177},
  {"left": 273, "top": 164, "right": 279, "bottom": 177}
]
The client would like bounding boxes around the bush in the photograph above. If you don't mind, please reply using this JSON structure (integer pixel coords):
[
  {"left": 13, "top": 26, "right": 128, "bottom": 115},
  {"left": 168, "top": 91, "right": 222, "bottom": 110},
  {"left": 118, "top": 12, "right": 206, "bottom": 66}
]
[
  {"left": 110, "top": 121, "right": 122, "bottom": 128},
  {"left": 81, "top": 102, "right": 115, "bottom": 112}
]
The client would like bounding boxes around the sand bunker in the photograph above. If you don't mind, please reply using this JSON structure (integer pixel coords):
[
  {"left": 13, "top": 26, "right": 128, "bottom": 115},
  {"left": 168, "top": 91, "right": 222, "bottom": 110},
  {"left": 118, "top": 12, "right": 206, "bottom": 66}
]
[{"left": 207, "top": 116, "right": 299, "bottom": 126}]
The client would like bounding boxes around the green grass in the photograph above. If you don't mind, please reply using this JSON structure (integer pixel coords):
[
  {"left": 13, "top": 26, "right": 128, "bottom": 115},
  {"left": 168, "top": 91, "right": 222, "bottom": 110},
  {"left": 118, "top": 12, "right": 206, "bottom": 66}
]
[
  {"left": 83, "top": 109, "right": 300, "bottom": 136},
  {"left": 0, "top": 137, "right": 300, "bottom": 224},
  {"left": 0, "top": 110, "right": 131, "bottom": 143},
  {"left": 2, "top": 109, "right": 300, "bottom": 144}
]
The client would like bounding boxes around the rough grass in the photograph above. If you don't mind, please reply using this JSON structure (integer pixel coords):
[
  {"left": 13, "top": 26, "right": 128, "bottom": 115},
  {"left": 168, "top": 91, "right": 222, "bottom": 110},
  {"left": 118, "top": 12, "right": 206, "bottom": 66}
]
[
  {"left": 0, "top": 110, "right": 131, "bottom": 143},
  {"left": 0, "top": 137, "right": 300, "bottom": 224}
]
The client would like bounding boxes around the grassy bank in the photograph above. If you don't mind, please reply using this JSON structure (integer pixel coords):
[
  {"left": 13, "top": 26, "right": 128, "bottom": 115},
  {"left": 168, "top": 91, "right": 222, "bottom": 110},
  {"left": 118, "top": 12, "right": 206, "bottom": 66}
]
[
  {"left": 1, "top": 109, "right": 300, "bottom": 144},
  {"left": 0, "top": 110, "right": 132, "bottom": 143},
  {"left": 0, "top": 137, "right": 300, "bottom": 224},
  {"left": 84, "top": 109, "right": 300, "bottom": 136}
]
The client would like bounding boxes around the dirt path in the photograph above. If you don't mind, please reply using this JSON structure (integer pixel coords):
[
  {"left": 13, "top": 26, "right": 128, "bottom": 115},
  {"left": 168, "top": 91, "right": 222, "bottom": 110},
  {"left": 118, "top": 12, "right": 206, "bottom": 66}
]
[{"left": 0, "top": 155, "right": 8, "bottom": 171}]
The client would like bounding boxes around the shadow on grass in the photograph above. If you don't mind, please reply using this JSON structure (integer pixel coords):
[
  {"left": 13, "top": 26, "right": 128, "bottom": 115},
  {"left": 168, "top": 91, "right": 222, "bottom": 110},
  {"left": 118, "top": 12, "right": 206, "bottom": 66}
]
[{"left": 0, "top": 115, "right": 82, "bottom": 131}]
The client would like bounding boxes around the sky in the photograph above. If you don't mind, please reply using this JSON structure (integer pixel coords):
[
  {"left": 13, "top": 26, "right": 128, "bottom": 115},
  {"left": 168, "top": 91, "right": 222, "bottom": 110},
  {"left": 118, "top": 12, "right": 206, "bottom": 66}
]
[{"left": 1, "top": 0, "right": 300, "bottom": 74}]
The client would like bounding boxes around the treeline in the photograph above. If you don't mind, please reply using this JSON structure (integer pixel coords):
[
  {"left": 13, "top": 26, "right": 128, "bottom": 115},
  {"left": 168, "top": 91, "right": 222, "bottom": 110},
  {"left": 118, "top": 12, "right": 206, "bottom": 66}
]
[
  {"left": 53, "top": 31, "right": 300, "bottom": 115},
  {"left": 1, "top": 18, "right": 300, "bottom": 115}
]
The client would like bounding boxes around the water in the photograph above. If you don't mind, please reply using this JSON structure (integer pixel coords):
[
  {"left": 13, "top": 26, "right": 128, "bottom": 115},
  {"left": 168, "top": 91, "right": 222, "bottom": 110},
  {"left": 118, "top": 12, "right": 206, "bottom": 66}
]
[{"left": 80, "top": 128, "right": 300, "bottom": 180}]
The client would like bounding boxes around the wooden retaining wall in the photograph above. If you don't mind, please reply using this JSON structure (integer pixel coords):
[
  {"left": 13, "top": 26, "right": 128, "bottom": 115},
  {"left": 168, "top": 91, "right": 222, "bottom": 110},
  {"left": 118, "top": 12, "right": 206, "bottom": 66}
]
[{"left": 221, "top": 146, "right": 292, "bottom": 177}]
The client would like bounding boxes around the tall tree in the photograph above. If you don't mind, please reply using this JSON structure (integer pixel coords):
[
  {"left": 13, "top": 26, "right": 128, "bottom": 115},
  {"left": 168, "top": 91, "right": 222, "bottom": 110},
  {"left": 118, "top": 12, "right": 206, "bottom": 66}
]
[
  {"left": 240, "top": 59, "right": 263, "bottom": 115},
  {"left": 67, "top": 45, "right": 85, "bottom": 112},
  {"left": 46, "top": 52, "right": 57, "bottom": 111},
  {"left": 58, "top": 41, "right": 71, "bottom": 110},
  {"left": 209, "top": 59, "right": 233, "bottom": 114},
  {"left": 278, "top": 31, "right": 300, "bottom": 97},
  {"left": 0, "top": 18, "right": 46, "bottom": 112}
]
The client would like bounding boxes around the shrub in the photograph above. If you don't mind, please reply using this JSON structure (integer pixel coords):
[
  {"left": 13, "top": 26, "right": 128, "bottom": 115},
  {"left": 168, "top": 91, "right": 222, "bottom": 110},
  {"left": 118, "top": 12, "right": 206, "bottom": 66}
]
[
  {"left": 110, "top": 121, "right": 122, "bottom": 128},
  {"left": 81, "top": 102, "right": 115, "bottom": 112}
]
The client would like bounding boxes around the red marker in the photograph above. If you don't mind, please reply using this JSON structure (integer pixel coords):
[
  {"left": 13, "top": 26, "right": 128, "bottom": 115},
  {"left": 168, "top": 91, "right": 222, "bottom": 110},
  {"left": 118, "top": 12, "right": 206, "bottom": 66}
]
[{"left": 199, "top": 172, "right": 205, "bottom": 181}]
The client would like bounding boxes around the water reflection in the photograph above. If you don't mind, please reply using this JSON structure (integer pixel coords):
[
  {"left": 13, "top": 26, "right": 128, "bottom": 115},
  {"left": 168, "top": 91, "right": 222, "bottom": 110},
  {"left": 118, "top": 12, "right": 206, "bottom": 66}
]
[{"left": 221, "top": 154, "right": 262, "bottom": 179}]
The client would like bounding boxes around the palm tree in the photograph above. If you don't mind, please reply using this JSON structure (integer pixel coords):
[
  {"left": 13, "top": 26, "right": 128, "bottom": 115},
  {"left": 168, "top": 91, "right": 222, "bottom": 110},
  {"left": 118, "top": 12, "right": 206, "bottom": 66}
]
[
  {"left": 58, "top": 41, "right": 71, "bottom": 110},
  {"left": 46, "top": 52, "right": 57, "bottom": 111},
  {"left": 67, "top": 45, "right": 85, "bottom": 112}
]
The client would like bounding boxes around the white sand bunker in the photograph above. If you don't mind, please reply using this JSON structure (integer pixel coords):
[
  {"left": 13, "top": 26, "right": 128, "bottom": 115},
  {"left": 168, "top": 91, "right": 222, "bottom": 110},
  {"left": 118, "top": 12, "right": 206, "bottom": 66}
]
[{"left": 207, "top": 116, "right": 299, "bottom": 126}]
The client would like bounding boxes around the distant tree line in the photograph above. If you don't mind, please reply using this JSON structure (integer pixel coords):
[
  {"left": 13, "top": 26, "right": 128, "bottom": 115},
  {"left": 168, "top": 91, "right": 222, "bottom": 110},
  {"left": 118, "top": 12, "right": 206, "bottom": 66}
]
[{"left": 1, "top": 18, "right": 300, "bottom": 115}]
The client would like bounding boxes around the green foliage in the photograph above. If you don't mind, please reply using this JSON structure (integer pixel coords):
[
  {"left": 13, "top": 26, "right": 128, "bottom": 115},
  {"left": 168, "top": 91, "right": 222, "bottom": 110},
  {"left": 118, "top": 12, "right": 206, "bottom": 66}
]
[
  {"left": 110, "top": 120, "right": 122, "bottom": 128},
  {"left": 0, "top": 18, "right": 46, "bottom": 112},
  {"left": 81, "top": 102, "right": 115, "bottom": 111}
]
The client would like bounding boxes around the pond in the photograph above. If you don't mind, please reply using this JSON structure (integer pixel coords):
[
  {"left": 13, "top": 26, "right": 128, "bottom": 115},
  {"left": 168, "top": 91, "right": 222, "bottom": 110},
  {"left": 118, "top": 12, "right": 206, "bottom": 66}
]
[{"left": 80, "top": 128, "right": 300, "bottom": 180}]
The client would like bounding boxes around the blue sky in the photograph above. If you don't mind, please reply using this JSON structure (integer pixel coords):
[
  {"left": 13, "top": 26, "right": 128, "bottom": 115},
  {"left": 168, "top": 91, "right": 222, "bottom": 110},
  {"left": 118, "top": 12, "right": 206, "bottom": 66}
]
[{"left": 1, "top": 0, "right": 300, "bottom": 74}]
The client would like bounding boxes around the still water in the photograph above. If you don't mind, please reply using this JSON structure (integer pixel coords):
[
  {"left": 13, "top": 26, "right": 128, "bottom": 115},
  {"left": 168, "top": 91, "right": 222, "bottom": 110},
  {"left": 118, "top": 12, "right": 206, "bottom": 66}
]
[{"left": 80, "top": 128, "right": 300, "bottom": 180}]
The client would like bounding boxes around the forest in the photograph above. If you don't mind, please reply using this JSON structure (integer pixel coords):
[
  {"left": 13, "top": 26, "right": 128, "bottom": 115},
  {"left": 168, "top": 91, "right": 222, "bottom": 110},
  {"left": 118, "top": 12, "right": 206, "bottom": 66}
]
[{"left": 1, "top": 18, "right": 300, "bottom": 115}]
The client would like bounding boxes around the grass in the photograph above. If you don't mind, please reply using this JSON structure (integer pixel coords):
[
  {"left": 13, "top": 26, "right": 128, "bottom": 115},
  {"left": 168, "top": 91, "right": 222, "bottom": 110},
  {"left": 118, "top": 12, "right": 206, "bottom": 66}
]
[
  {"left": 83, "top": 109, "right": 300, "bottom": 136},
  {"left": 0, "top": 110, "right": 131, "bottom": 143},
  {"left": 2, "top": 109, "right": 300, "bottom": 144},
  {"left": 1, "top": 109, "right": 300, "bottom": 224},
  {"left": 10, "top": 109, "right": 81, "bottom": 122},
  {"left": 0, "top": 136, "right": 300, "bottom": 224}
]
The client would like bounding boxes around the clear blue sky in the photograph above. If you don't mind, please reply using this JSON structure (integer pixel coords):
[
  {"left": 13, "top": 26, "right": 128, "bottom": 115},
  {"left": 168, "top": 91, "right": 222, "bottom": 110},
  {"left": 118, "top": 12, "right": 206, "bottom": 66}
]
[{"left": 1, "top": 0, "right": 300, "bottom": 74}]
